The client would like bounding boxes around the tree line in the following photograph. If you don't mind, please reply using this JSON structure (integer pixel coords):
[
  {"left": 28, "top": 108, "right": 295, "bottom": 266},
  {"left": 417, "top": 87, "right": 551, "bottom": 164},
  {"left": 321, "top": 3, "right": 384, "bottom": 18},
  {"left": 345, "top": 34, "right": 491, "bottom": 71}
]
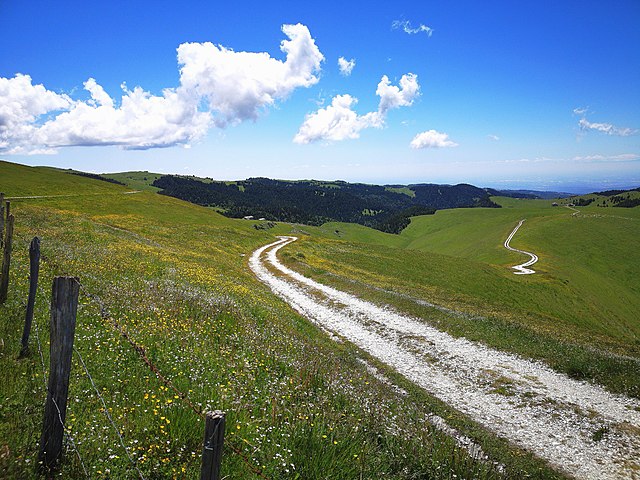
[{"left": 152, "top": 176, "right": 501, "bottom": 234}]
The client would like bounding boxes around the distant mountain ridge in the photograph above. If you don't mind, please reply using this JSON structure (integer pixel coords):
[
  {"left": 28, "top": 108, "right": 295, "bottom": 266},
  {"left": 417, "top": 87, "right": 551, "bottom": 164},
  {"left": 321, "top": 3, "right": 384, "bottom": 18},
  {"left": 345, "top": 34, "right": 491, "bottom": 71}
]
[{"left": 152, "top": 175, "right": 503, "bottom": 233}]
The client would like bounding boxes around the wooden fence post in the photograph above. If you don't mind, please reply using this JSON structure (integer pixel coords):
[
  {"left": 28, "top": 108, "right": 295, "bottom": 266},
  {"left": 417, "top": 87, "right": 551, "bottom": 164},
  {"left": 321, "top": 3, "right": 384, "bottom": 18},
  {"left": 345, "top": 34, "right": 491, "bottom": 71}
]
[
  {"left": 0, "top": 193, "right": 5, "bottom": 250},
  {"left": 20, "top": 237, "right": 41, "bottom": 357},
  {"left": 0, "top": 214, "right": 14, "bottom": 304},
  {"left": 38, "top": 277, "right": 80, "bottom": 472},
  {"left": 200, "top": 411, "right": 225, "bottom": 480}
]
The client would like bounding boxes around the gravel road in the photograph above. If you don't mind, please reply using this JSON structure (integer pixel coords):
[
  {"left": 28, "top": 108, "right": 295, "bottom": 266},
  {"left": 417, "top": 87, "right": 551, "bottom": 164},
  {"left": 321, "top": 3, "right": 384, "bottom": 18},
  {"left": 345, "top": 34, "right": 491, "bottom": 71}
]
[
  {"left": 504, "top": 219, "right": 538, "bottom": 274},
  {"left": 250, "top": 236, "right": 640, "bottom": 480}
]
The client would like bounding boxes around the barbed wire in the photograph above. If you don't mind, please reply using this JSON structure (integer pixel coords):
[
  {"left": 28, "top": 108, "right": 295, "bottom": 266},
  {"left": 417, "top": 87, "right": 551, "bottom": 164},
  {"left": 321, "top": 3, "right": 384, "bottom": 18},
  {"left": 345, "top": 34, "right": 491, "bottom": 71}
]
[
  {"left": 49, "top": 395, "right": 90, "bottom": 478},
  {"left": 76, "top": 280, "right": 272, "bottom": 479},
  {"left": 33, "top": 239, "right": 272, "bottom": 479},
  {"left": 77, "top": 283, "right": 206, "bottom": 417},
  {"left": 32, "top": 305, "right": 90, "bottom": 478},
  {"left": 74, "top": 346, "right": 147, "bottom": 480}
]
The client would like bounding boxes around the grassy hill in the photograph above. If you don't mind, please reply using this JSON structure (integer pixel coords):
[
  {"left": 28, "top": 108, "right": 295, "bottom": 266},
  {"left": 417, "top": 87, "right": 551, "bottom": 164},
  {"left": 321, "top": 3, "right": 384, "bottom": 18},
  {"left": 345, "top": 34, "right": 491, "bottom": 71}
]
[
  {"left": 1, "top": 160, "right": 569, "bottom": 479},
  {"left": 2, "top": 160, "right": 638, "bottom": 478},
  {"left": 274, "top": 195, "right": 640, "bottom": 397}
]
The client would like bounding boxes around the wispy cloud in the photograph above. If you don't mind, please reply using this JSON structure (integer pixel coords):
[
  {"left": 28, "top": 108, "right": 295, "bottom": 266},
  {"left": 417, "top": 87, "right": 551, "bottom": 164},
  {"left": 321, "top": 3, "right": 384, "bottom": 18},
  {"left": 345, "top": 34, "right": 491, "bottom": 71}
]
[
  {"left": 487, "top": 134, "right": 500, "bottom": 141},
  {"left": 410, "top": 130, "right": 458, "bottom": 149},
  {"left": 573, "top": 107, "right": 636, "bottom": 137},
  {"left": 471, "top": 154, "right": 639, "bottom": 165},
  {"left": 337, "top": 57, "right": 355, "bottom": 76},
  {"left": 392, "top": 20, "right": 433, "bottom": 37},
  {"left": 294, "top": 73, "right": 419, "bottom": 144},
  {"left": 0, "top": 24, "right": 324, "bottom": 154},
  {"left": 572, "top": 153, "right": 640, "bottom": 162},
  {"left": 578, "top": 118, "right": 637, "bottom": 137}
]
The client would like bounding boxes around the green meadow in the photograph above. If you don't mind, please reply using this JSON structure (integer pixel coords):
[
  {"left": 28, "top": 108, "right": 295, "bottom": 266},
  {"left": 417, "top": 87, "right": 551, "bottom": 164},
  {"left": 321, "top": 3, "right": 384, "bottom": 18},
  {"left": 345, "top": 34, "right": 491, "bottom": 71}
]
[
  {"left": 276, "top": 196, "right": 640, "bottom": 397},
  {"left": 2, "top": 160, "right": 638, "bottom": 478}
]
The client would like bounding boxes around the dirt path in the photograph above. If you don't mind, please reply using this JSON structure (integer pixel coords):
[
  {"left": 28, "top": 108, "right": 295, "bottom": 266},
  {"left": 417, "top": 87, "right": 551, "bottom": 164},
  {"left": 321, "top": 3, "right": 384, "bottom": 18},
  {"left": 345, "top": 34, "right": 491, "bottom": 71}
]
[
  {"left": 6, "top": 191, "right": 141, "bottom": 200},
  {"left": 250, "top": 236, "right": 640, "bottom": 480},
  {"left": 504, "top": 219, "right": 538, "bottom": 274}
]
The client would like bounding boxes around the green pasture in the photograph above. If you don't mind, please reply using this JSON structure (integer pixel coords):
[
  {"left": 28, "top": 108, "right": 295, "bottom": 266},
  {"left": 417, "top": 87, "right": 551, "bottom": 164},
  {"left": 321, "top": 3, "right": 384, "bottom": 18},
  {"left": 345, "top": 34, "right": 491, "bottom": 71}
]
[
  {"left": 0, "top": 161, "right": 564, "bottom": 479},
  {"left": 274, "top": 194, "right": 640, "bottom": 397}
]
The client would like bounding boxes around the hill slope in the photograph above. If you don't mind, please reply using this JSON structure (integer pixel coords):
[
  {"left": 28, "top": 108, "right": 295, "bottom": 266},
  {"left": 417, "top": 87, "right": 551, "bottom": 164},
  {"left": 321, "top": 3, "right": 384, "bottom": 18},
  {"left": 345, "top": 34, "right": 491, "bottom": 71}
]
[
  {"left": 151, "top": 175, "right": 501, "bottom": 232},
  {"left": 1, "top": 160, "right": 564, "bottom": 479}
]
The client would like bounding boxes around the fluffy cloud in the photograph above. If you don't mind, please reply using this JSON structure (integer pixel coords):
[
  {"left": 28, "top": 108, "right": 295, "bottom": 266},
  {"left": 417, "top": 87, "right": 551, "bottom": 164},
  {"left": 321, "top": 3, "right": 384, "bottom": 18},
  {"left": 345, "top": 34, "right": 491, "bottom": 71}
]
[
  {"left": 294, "top": 73, "right": 419, "bottom": 144},
  {"left": 0, "top": 74, "right": 74, "bottom": 154},
  {"left": 178, "top": 23, "right": 323, "bottom": 127},
  {"left": 0, "top": 24, "right": 323, "bottom": 154},
  {"left": 337, "top": 57, "right": 355, "bottom": 76},
  {"left": 410, "top": 130, "right": 458, "bottom": 149},
  {"left": 293, "top": 95, "right": 380, "bottom": 144},
  {"left": 578, "top": 118, "right": 636, "bottom": 137},
  {"left": 376, "top": 74, "right": 419, "bottom": 114},
  {"left": 35, "top": 81, "right": 210, "bottom": 151},
  {"left": 392, "top": 20, "right": 433, "bottom": 37}
]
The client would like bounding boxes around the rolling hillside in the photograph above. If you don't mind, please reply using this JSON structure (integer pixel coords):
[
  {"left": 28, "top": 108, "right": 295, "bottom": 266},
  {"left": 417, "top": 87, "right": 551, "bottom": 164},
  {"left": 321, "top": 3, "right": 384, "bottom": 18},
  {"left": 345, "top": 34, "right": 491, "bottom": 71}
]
[
  {"left": 1, "top": 160, "right": 565, "bottom": 479},
  {"left": 2, "top": 160, "right": 639, "bottom": 478}
]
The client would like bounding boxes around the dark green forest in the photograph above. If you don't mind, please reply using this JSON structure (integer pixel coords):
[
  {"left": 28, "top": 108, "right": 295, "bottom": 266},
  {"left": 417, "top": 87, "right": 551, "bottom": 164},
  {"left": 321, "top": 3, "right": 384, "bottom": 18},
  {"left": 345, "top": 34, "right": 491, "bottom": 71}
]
[{"left": 152, "top": 176, "right": 502, "bottom": 233}]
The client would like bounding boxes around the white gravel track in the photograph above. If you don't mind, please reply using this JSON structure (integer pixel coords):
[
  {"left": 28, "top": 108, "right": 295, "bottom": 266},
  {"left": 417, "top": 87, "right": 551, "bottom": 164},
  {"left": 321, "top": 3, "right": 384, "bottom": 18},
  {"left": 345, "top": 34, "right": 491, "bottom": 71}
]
[
  {"left": 504, "top": 220, "right": 538, "bottom": 274},
  {"left": 250, "top": 236, "right": 640, "bottom": 480}
]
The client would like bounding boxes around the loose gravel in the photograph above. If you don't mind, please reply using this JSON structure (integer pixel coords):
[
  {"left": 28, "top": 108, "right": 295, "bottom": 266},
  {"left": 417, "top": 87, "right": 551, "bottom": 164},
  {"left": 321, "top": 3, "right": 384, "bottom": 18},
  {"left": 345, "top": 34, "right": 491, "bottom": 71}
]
[{"left": 250, "top": 236, "right": 640, "bottom": 480}]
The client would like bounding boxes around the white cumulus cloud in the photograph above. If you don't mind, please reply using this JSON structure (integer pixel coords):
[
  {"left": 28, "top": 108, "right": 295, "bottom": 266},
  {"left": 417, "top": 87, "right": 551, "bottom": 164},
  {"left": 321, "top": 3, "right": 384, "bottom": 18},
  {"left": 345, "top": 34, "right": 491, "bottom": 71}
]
[
  {"left": 337, "top": 57, "right": 355, "bottom": 76},
  {"left": 294, "top": 73, "right": 419, "bottom": 144},
  {"left": 0, "top": 24, "right": 324, "bottom": 154},
  {"left": 0, "top": 74, "right": 74, "bottom": 154},
  {"left": 35, "top": 81, "right": 210, "bottom": 151},
  {"left": 178, "top": 23, "right": 323, "bottom": 127},
  {"left": 392, "top": 20, "right": 434, "bottom": 37},
  {"left": 293, "top": 95, "right": 378, "bottom": 143},
  {"left": 376, "top": 74, "right": 419, "bottom": 114},
  {"left": 410, "top": 130, "right": 458, "bottom": 149}
]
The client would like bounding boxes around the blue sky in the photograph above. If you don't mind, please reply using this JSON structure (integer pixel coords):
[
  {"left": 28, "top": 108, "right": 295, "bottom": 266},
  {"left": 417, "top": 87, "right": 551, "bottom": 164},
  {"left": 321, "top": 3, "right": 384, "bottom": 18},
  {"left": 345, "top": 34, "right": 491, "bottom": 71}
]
[{"left": 1, "top": 0, "right": 639, "bottom": 192}]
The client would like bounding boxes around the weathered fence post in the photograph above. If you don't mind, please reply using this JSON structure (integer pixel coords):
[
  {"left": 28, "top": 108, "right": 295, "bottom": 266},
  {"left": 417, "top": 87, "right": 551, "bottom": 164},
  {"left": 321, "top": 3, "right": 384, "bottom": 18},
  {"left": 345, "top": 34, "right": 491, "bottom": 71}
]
[
  {"left": 0, "top": 193, "right": 5, "bottom": 249},
  {"left": 20, "top": 237, "right": 41, "bottom": 357},
  {"left": 200, "top": 411, "right": 225, "bottom": 480},
  {"left": 38, "top": 277, "right": 80, "bottom": 472},
  {"left": 0, "top": 214, "right": 14, "bottom": 304}
]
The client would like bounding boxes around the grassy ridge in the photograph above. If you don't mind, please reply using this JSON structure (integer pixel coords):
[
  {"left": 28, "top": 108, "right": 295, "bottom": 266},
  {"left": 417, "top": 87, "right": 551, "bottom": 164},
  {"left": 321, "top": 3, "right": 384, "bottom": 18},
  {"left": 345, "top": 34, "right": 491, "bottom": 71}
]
[
  {"left": 274, "top": 196, "right": 640, "bottom": 397},
  {"left": 275, "top": 196, "right": 640, "bottom": 349},
  {"left": 0, "top": 162, "right": 130, "bottom": 197},
  {"left": 0, "top": 161, "right": 561, "bottom": 479}
]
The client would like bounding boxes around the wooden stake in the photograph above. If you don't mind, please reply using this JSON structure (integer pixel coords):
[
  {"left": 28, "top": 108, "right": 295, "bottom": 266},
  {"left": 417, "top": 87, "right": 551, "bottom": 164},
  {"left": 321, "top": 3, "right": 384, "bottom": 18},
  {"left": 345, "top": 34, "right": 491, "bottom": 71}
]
[
  {"left": 0, "top": 193, "right": 4, "bottom": 250},
  {"left": 0, "top": 214, "right": 14, "bottom": 304},
  {"left": 38, "top": 277, "right": 80, "bottom": 472},
  {"left": 200, "top": 411, "right": 225, "bottom": 480},
  {"left": 20, "top": 237, "right": 41, "bottom": 357}
]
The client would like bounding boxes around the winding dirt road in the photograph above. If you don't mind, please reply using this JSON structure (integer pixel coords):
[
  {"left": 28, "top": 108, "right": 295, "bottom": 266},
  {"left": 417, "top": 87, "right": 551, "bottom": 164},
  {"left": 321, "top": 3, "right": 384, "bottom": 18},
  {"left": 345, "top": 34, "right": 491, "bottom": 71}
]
[
  {"left": 504, "top": 219, "right": 538, "bottom": 274},
  {"left": 250, "top": 236, "right": 640, "bottom": 479}
]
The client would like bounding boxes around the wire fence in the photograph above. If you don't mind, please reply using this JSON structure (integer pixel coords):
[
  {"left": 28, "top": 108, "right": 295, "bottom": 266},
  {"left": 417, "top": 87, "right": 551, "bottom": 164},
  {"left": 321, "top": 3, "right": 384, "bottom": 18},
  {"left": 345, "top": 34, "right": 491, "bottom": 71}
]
[
  {"left": 74, "top": 346, "right": 147, "bottom": 480},
  {"left": 15, "top": 237, "right": 271, "bottom": 479},
  {"left": 32, "top": 298, "right": 90, "bottom": 478}
]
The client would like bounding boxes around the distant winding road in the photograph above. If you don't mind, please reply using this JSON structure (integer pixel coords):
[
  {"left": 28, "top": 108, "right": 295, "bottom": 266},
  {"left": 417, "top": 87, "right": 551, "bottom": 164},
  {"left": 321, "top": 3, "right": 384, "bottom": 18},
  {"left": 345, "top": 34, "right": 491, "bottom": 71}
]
[
  {"left": 250, "top": 236, "right": 640, "bottom": 479},
  {"left": 504, "top": 219, "right": 538, "bottom": 274},
  {"left": 6, "top": 191, "right": 141, "bottom": 200}
]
